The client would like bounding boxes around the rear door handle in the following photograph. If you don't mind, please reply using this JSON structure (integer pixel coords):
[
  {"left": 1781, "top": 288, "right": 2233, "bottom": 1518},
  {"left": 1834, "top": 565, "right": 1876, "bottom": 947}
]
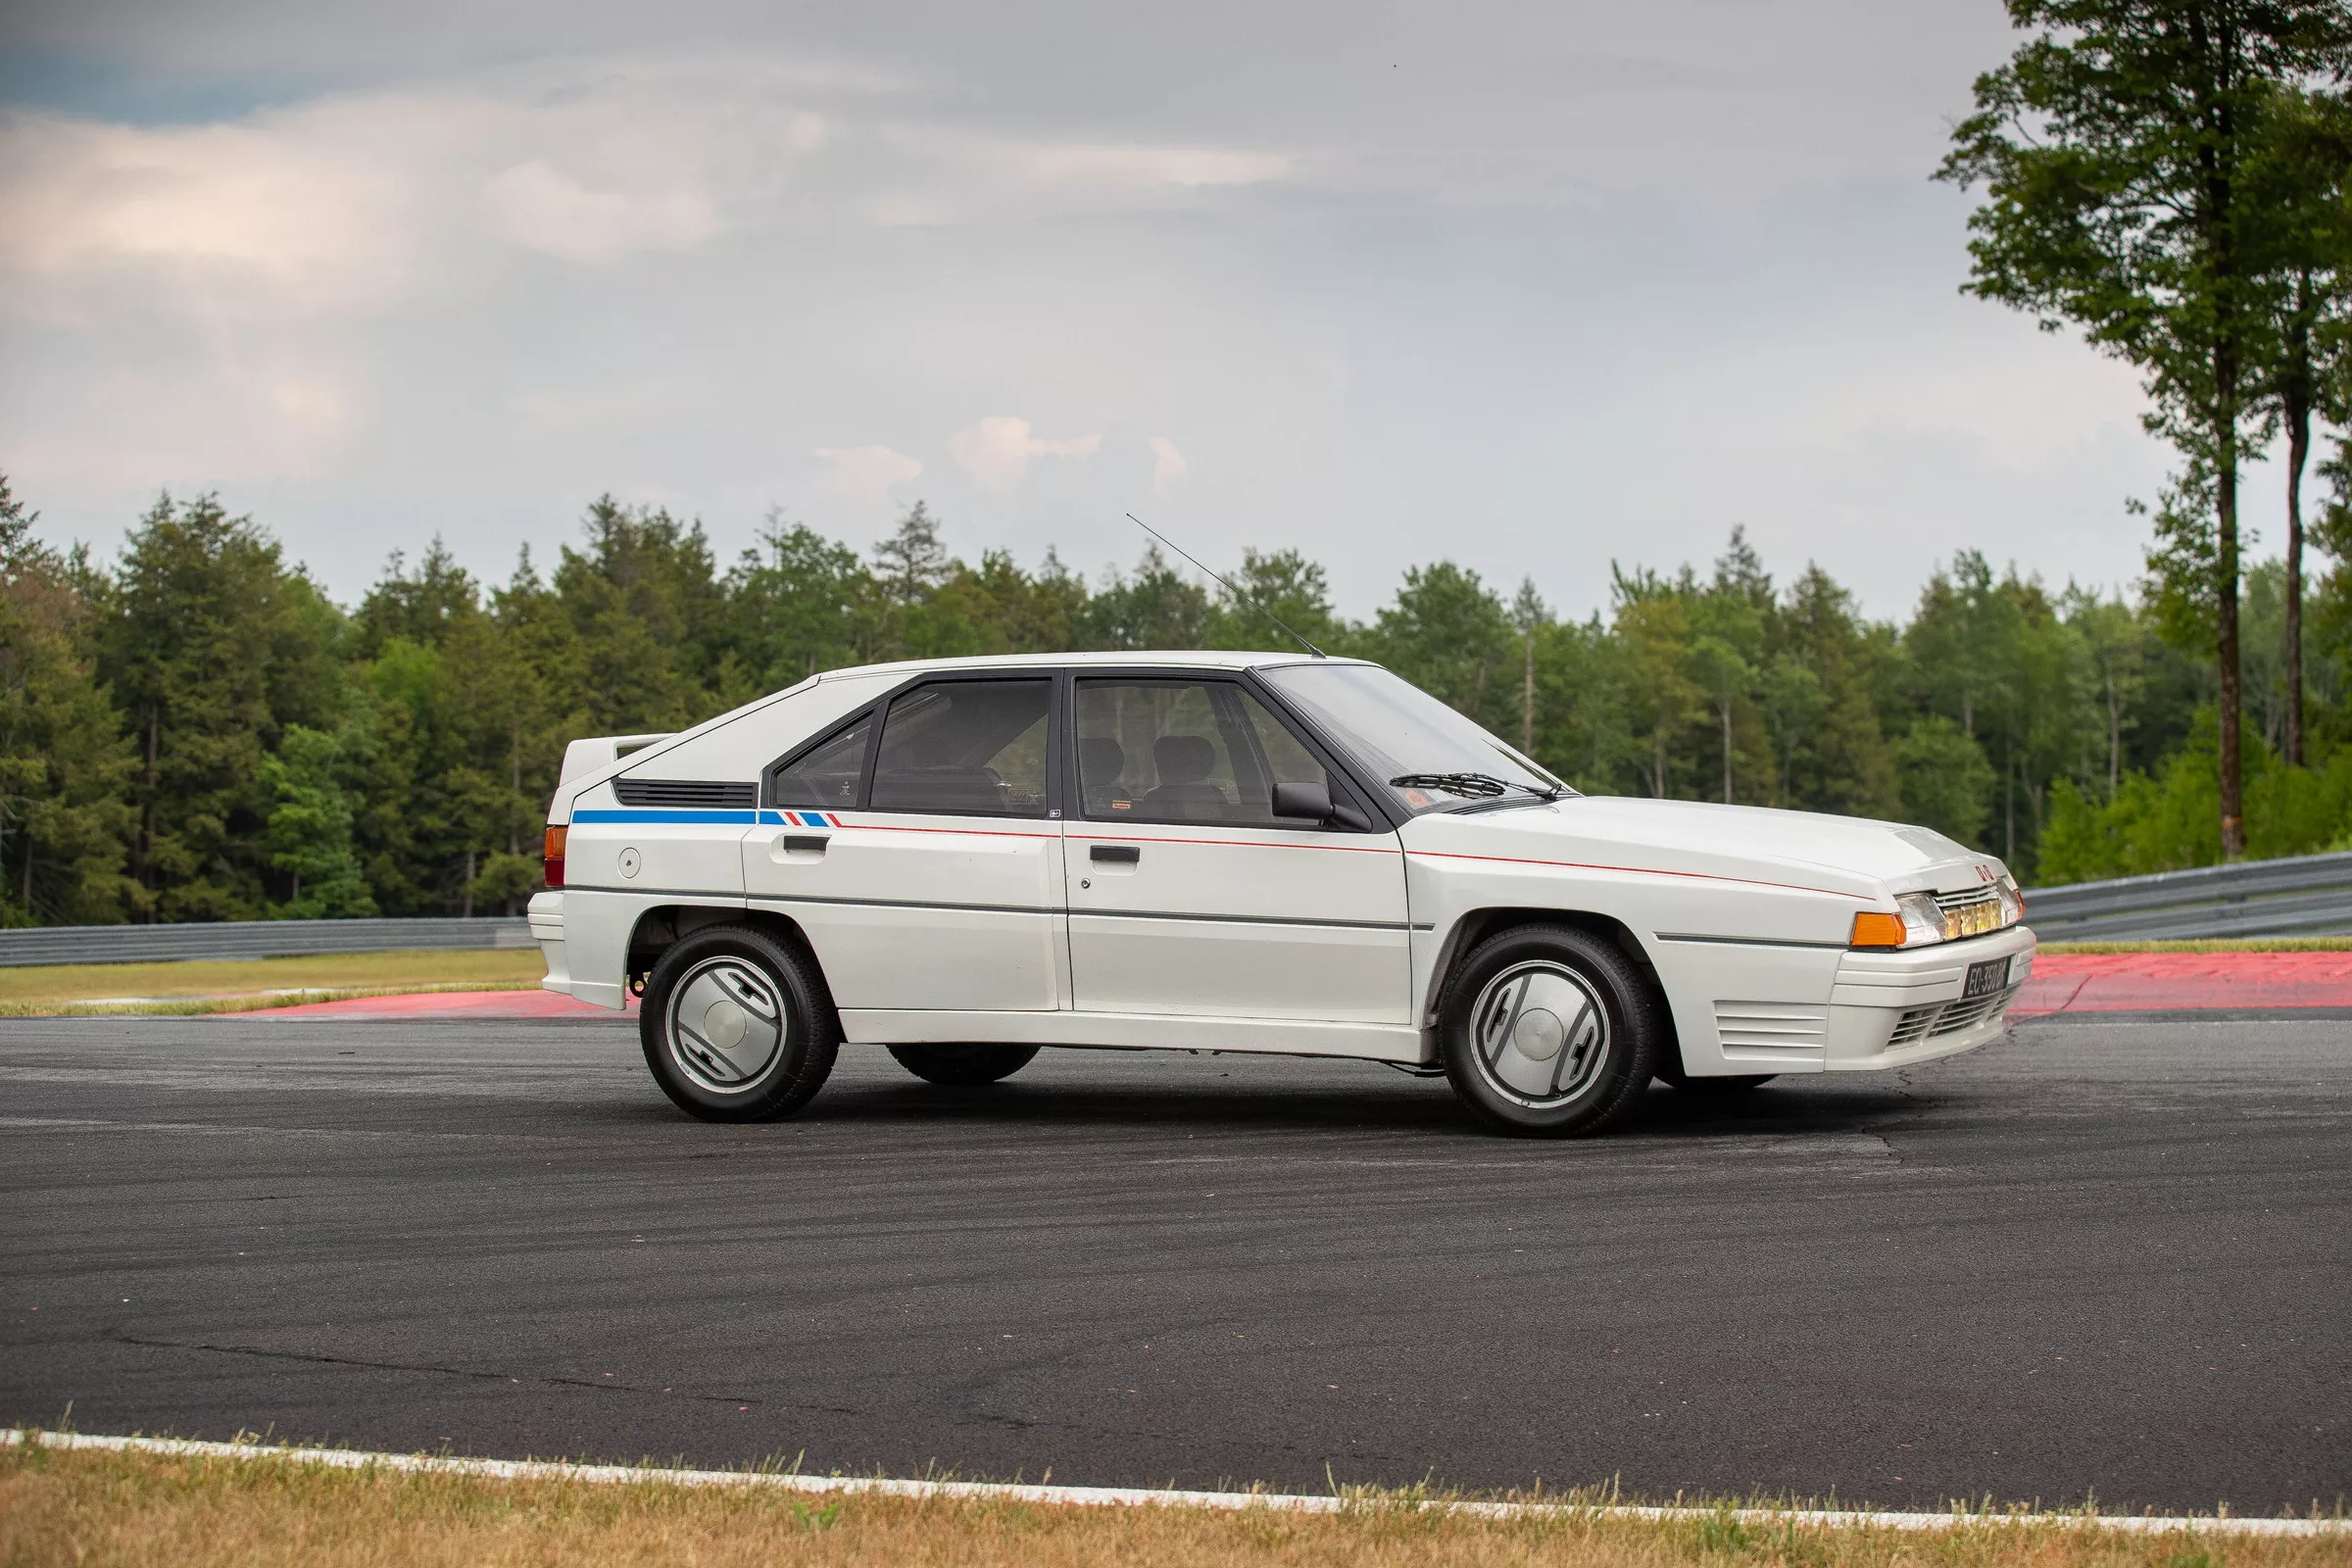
[
  {"left": 1090, "top": 844, "right": 1140, "bottom": 864},
  {"left": 781, "top": 834, "right": 829, "bottom": 855}
]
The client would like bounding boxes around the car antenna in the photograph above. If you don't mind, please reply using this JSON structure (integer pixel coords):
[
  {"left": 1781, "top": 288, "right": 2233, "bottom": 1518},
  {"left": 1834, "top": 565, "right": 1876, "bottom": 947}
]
[{"left": 1124, "top": 512, "right": 1326, "bottom": 658}]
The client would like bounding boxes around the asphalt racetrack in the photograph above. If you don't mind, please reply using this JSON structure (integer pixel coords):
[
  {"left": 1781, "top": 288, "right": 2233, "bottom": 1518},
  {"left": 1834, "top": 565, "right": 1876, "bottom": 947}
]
[{"left": 3, "top": 1011, "right": 2346, "bottom": 1515}]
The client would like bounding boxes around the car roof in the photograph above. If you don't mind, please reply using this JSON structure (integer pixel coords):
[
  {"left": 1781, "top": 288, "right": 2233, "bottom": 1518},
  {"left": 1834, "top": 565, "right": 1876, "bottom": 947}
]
[{"left": 813, "top": 651, "right": 1374, "bottom": 681}]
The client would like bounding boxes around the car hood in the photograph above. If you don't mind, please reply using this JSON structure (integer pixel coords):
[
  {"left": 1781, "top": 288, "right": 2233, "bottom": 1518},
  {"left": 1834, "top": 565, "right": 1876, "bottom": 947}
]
[{"left": 1399, "top": 796, "right": 2007, "bottom": 900}]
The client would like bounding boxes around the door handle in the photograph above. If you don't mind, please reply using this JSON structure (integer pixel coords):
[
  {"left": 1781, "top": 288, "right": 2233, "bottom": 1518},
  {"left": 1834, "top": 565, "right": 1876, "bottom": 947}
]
[
  {"left": 781, "top": 834, "right": 829, "bottom": 855},
  {"left": 1089, "top": 844, "right": 1141, "bottom": 864}
]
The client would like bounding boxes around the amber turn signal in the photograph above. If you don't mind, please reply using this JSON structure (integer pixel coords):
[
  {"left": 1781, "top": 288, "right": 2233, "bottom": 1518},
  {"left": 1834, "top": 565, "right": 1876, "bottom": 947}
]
[
  {"left": 1849, "top": 910, "right": 1906, "bottom": 949},
  {"left": 542, "top": 824, "right": 567, "bottom": 889}
]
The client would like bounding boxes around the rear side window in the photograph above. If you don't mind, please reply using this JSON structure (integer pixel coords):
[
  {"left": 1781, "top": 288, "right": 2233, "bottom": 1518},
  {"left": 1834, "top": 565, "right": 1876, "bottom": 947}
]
[
  {"left": 771, "top": 713, "right": 872, "bottom": 809},
  {"left": 870, "top": 680, "right": 1052, "bottom": 817}
]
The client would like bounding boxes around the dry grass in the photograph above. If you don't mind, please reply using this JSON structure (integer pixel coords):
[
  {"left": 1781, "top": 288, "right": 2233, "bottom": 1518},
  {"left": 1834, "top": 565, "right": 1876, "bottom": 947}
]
[
  {"left": 2041, "top": 940, "right": 2352, "bottom": 963},
  {"left": 1, "top": 1443, "right": 2343, "bottom": 1568},
  {"left": 2036, "top": 938, "right": 2352, "bottom": 955},
  {"left": 0, "top": 950, "right": 545, "bottom": 1015}
]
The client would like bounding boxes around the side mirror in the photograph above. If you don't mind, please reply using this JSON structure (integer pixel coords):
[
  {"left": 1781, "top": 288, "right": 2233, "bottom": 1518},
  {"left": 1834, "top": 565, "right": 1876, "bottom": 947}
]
[
  {"left": 1271, "top": 779, "right": 1331, "bottom": 821},
  {"left": 1272, "top": 779, "right": 1372, "bottom": 830}
]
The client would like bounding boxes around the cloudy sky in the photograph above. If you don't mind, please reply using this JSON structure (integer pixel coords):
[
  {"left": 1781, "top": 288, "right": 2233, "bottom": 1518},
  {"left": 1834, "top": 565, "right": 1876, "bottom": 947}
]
[{"left": 0, "top": 0, "right": 2242, "bottom": 622}]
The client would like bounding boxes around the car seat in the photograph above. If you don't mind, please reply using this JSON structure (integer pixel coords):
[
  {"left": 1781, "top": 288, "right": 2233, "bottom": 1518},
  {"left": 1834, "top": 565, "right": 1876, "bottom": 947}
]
[{"left": 1140, "top": 734, "right": 1231, "bottom": 819}]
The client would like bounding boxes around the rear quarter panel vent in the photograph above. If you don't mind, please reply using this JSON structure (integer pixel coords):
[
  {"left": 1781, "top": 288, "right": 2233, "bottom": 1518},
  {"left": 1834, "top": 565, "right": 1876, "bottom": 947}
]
[{"left": 612, "top": 778, "right": 758, "bottom": 809}]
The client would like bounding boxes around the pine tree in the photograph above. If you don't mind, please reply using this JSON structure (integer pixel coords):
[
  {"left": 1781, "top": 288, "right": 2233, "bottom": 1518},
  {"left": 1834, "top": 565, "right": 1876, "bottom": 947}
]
[{"left": 0, "top": 473, "right": 134, "bottom": 923}]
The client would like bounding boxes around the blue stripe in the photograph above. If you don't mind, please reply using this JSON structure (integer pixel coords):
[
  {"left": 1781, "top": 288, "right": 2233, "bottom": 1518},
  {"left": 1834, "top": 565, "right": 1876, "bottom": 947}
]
[{"left": 573, "top": 808, "right": 761, "bottom": 825}]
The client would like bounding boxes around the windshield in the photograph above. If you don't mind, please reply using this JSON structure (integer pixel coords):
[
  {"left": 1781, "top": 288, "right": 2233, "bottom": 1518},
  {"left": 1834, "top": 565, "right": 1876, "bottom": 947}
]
[{"left": 1258, "top": 662, "right": 1571, "bottom": 815}]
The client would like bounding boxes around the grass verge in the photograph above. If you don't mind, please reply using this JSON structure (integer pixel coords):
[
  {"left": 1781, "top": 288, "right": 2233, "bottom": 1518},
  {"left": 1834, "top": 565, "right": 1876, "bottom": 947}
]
[
  {"left": 1, "top": 1438, "right": 2342, "bottom": 1568},
  {"left": 0, "top": 949, "right": 546, "bottom": 1015},
  {"left": 2037, "top": 938, "right": 2352, "bottom": 955}
]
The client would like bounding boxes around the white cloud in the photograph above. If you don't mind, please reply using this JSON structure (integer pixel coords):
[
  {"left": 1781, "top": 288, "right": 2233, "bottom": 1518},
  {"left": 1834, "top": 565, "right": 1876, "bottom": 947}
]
[
  {"left": 1148, "top": 435, "right": 1190, "bottom": 495},
  {"left": 484, "top": 160, "right": 719, "bottom": 263},
  {"left": 949, "top": 416, "right": 1102, "bottom": 495},
  {"left": 814, "top": 443, "right": 923, "bottom": 502}
]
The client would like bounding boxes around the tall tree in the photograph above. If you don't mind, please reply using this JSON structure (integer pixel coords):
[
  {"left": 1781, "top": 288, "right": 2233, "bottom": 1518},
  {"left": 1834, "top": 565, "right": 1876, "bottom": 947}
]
[
  {"left": 0, "top": 474, "right": 133, "bottom": 923},
  {"left": 1938, "top": 0, "right": 2352, "bottom": 859},
  {"left": 2244, "top": 83, "right": 2352, "bottom": 762},
  {"left": 94, "top": 494, "right": 342, "bottom": 919}
]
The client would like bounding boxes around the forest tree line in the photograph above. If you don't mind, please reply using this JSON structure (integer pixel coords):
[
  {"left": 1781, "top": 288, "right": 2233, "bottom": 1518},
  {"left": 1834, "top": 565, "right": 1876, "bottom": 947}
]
[{"left": 8, "top": 471, "right": 2352, "bottom": 926}]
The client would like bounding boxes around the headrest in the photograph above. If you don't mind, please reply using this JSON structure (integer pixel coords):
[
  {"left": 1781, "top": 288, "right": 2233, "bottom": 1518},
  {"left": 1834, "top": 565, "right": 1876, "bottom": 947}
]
[
  {"left": 1078, "top": 735, "right": 1125, "bottom": 782},
  {"left": 1153, "top": 733, "right": 1216, "bottom": 785}
]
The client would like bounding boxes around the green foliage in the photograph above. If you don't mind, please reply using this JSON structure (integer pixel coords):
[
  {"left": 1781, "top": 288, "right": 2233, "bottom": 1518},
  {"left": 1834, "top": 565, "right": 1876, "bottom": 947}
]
[
  {"left": 1897, "top": 716, "right": 1997, "bottom": 846},
  {"left": 0, "top": 475, "right": 133, "bottom": 924},
  {"left": 93, "top": 492, "right": 343, "bottom": 921},
  {"left": 261, "top": 726, "right": 375, "bottom": 918},
  {"left": 24, "top": 465, "right": 2352, "bottom": 920}
]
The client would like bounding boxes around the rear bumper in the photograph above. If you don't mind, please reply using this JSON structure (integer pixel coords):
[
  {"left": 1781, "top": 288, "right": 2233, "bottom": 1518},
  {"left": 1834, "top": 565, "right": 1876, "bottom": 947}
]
[
  {"left": 527, "top": 891, "right": 569, "bottom": 996},
  {"left": 1822, "top": 924, "right": 2034, "bottom": 1071}
]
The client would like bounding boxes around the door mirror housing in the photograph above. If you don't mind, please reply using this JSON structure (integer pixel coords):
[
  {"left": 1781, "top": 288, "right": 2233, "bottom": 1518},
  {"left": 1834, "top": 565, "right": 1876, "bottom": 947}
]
[
  {"left": 1272, "top": 779, "right": 1372, "bottom": 830},
  {"left": 1271, "top": 779, "right": 1331, "bottom": 821}
]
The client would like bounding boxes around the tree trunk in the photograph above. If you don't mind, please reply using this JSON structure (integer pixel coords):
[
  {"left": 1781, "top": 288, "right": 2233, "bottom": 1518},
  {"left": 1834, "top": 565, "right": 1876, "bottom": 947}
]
[
  {"left": 2004, "top": 736, "right": 2015, "bottom": 861},
  {"left": 2284, "top": 378, "right": 2309, "bottom": 768},
  {"left": 1652, "top": 732, "right": 1666, "bottom": 799},
  {"left": 463, "top": 848, "right": 475, "bottom": 919},
  {"left": 138, "top": 711, "right": 157, "bottom": 919},
  {"left": 2217, "top": 374, "right": 2246, "bottom": 861},
  {"left": 1521, "top": 632, "right": 1535, "bottom": 755},
  {"left": 2105, "top": 665, "right": 2122, "bottom": 803},
  {"left": 1720, "top": 700, "right": 1734, "bottom": 804}
]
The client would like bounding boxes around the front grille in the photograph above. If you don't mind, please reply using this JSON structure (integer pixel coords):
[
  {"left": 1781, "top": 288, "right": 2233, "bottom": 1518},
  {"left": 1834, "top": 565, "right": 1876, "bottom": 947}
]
[
  {"left": 612, "top": 778, "right": 758, "bottom": 809},
  {"left": 1930, "top": 884, "right": 2010, "bottom": 940},
  {"left": 1888, "top": 985, "right": 2017, "bottom": 1047}
]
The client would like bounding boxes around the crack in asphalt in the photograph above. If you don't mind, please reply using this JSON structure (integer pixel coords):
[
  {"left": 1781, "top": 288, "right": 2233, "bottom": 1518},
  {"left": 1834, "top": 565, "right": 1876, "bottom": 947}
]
[{"left": 106, "top": 1333, "right": 853, "bottom": 1415}]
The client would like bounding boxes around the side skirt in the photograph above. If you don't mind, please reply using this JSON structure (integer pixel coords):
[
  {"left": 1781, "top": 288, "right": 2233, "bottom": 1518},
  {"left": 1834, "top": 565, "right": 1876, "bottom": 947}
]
[{"left": 837, "top": 1008, "right": 1430, "bottom": 1063}]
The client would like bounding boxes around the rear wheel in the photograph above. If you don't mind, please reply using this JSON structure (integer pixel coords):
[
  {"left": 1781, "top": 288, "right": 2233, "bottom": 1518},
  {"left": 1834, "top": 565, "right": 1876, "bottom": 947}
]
[
  {"left": 640, "top": 925, "right": 839, "bottom": 1122},
  {"left": 887, "top": 1043, "right": 1040, "bottom": 1087},
  {"left": 1439, "top": 924, "right": 1658, "bottom": 1138}
]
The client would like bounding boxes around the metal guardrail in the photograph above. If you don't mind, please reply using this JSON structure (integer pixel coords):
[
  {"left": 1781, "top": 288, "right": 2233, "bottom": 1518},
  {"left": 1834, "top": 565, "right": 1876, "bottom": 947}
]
[
  {"left": 2025, "top": 851, "right": 2352, "bottom": 942},
  {"left": 0, "top": 916, "right": 536, "bottom": 969}
]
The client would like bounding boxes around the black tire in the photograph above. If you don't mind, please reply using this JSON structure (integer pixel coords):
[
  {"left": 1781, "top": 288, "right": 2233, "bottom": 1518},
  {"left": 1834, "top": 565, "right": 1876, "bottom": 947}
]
[
  {"left": 887, "top": 1042, "right": 1041, "bottom": 1087},
  {"left": 639, "top": 924, "right": 839, "bottom": 1123},
  {"left": 1438, "top": 924, "right": 1660, "bottom": 1137}
]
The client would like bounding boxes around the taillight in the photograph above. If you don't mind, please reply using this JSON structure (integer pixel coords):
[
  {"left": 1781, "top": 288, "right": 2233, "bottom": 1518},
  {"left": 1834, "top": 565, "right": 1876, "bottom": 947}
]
[{"left": 543, "top": 824, "right": 567, "bottom": 889}]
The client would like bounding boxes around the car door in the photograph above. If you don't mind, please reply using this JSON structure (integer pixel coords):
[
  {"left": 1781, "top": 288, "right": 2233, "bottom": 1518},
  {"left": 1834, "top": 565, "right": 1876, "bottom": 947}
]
[
  {"left": 740, "top": 674, "right": 1067, "bottom": 1012},
  {"left": 1063, "top": 674, "right": 1409, "bottom": 1023}
]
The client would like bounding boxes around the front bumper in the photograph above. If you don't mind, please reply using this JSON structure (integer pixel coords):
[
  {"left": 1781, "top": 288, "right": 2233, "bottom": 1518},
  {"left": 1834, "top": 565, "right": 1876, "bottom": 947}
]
[
  {"left": 527, "top": 891, "right": 570, "bottom": 996},
  {"left": 1822, "top": 923, "right": 2035, "bottom": 1070}
]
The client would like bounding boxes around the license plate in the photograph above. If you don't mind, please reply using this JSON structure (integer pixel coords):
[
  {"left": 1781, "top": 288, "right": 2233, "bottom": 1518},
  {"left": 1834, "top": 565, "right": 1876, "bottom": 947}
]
[{"left": 1963, "top": 957, "right": 2008, "bottom": 999}]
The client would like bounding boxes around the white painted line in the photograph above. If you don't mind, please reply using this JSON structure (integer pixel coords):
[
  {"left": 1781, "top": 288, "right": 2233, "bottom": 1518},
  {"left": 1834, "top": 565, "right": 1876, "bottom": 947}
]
[{"left": 4, "top": 1430, "right": 2342, "bottom": 1538}]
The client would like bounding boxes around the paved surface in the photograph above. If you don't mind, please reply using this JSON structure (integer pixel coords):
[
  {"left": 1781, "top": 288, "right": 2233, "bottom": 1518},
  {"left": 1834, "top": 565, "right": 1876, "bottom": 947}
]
[{"left": 2, "top": 1013, "right": 2346, "bottom": 1514}]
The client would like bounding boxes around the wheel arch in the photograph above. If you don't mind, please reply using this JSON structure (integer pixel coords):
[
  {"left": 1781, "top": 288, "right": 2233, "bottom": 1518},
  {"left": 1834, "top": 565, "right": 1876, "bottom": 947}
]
[
  {"left": 624, "top": 904, "right": 830, "bottom": 1000},
  {"left": 1424, "top": 906, "right": 1682, "bottom": 1066}
]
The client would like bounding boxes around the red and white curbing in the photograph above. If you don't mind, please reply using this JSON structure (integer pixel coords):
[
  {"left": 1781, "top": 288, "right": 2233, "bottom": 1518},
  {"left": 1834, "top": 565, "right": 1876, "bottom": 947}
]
[{"left": 3, "top": 1430, "right": 2341, "bottom": 1537}]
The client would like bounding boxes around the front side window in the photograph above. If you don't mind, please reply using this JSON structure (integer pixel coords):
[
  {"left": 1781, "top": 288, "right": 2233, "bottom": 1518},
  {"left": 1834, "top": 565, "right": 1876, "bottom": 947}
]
[
  {"left": 869, "top": 680, "right": 1052, "bottom": 816},
  {"left": 1076, "top": 680, "right": 1333, "bottom": 827}
]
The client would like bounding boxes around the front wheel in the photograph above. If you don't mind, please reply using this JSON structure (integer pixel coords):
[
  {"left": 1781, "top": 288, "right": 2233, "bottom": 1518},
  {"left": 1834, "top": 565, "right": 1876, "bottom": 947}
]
[
  {"left": 1439, "top": 924, "right": 1660, "bottom": 1137},
  {"left": 640, "top": 925, "right": 839, "bottom": 1122},
  {"left": 887, "top": 1043, "right": 1040, "bottom": 1086}
]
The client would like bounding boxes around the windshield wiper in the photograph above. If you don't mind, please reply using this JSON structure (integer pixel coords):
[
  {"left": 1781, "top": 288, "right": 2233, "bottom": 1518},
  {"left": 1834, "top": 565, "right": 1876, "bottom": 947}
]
[{"left": 1390, "top": 771, "right": 1565, "bottom": 802}]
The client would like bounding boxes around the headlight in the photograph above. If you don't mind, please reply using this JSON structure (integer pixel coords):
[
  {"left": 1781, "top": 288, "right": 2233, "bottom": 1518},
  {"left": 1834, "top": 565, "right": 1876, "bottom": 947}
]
[
  {"left": 1893, "top": 891, "right": 1947, "bottom": 946},
  {"left": 1850, "top": 879, "right": 2025, "bottom": 949}
]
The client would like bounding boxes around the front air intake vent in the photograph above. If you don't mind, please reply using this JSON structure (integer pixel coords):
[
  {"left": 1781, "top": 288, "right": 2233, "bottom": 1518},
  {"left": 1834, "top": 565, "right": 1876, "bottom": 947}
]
[{"left": 612, "top": 778, "right": 758, "bottom": 809}]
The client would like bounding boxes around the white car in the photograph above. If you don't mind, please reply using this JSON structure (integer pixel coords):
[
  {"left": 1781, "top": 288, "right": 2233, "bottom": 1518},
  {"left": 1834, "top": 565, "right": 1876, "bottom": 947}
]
[{"left": 528, "top": 652, "right": 2033, "bottom": 1137}]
